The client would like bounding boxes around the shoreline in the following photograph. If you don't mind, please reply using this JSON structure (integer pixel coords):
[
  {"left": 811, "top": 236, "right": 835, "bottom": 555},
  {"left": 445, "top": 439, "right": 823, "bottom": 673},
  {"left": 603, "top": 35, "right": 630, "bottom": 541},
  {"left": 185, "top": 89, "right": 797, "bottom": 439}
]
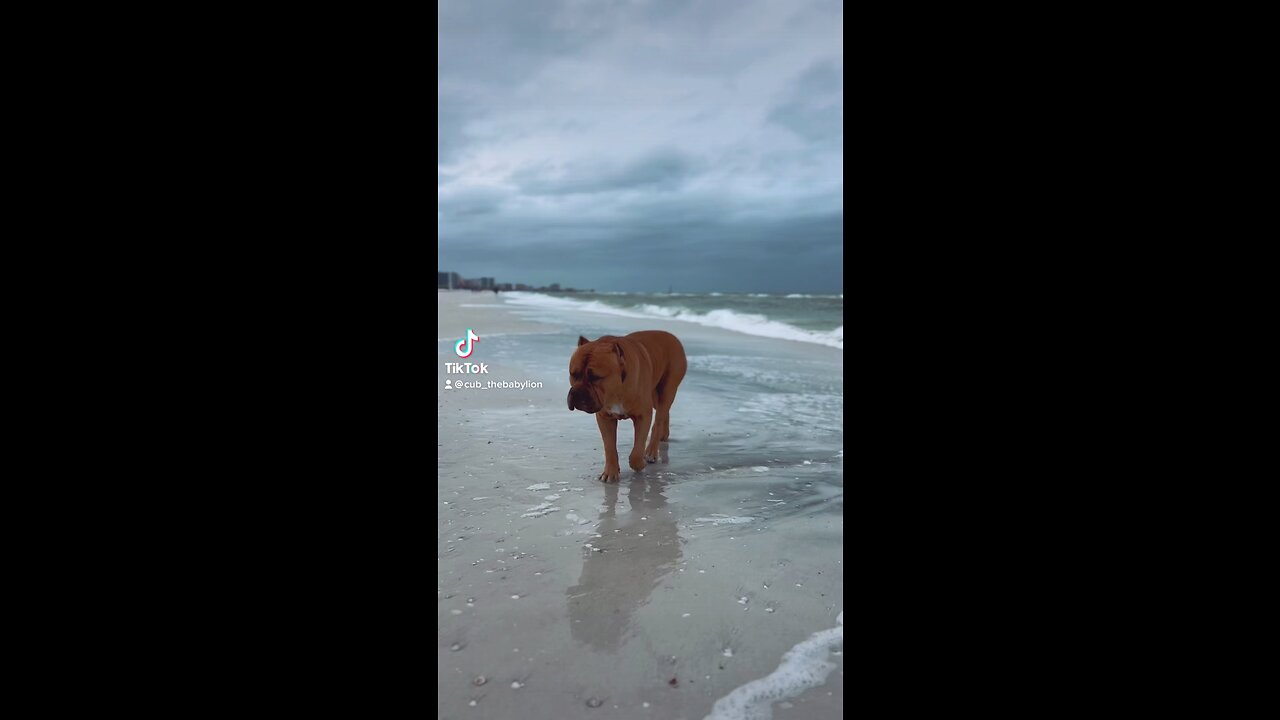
[{"left": 437, "top": 291, "right": 843, "bottom": 720}]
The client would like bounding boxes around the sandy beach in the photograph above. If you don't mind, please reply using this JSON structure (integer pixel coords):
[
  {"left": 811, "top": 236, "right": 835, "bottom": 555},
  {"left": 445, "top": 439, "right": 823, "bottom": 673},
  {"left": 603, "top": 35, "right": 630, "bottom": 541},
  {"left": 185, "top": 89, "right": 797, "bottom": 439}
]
[{"left": 437, "top": 290, "right": 843, "bottom": 720}]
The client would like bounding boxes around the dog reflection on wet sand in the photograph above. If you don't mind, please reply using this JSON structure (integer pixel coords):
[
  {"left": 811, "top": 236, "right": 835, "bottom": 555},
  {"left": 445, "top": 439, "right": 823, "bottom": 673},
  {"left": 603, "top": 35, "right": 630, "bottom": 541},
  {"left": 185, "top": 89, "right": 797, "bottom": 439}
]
[{"left": 566, "top": 476, "right": 681, "bottom": 652}]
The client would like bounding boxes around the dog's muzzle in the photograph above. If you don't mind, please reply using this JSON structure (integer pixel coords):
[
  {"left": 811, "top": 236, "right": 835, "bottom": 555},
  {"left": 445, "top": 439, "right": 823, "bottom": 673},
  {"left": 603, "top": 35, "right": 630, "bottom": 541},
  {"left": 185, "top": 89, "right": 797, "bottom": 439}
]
[{"left": 567, "top": 385, "right": 600, "bottom": 413}]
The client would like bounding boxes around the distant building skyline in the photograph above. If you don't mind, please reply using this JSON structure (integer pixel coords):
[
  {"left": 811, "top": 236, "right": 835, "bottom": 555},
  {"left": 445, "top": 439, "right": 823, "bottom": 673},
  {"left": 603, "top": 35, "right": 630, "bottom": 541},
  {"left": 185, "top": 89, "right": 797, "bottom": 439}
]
[{"left": 437, "top": 269, "right": 590, "bottom": 293}]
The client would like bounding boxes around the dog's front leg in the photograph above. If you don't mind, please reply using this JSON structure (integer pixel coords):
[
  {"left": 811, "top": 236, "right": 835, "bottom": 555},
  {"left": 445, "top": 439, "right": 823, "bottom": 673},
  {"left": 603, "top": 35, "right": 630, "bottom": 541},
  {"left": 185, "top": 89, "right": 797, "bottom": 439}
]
[
  {"left": 596, "top": 413, "right": 620, "bottom": 481},
  {"left": 628, "top": 410, "right": 651, "bottom": 471}
]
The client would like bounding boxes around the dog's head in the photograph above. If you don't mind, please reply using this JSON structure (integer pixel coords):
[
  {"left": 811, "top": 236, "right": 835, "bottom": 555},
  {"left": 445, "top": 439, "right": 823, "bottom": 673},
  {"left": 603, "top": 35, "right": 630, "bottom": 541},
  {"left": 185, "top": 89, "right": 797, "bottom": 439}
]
[{"left": 567, "top": 335, "right": 627, "bottom": 414}]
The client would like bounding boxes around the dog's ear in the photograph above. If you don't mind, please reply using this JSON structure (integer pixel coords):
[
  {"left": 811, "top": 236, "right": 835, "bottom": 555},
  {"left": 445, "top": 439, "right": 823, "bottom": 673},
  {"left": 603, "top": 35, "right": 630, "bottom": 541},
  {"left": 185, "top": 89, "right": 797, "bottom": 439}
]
[
  {"left": 615, "top": 343, "right": 626, "bottom": 382},
  {"left": 578, "top": 335, "right": 590, "bottom": 346}
]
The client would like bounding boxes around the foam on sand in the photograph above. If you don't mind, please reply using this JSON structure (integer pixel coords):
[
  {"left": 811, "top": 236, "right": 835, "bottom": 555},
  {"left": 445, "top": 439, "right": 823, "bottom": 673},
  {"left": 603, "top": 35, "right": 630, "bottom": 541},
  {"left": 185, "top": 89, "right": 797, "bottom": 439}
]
[
  {"left": 695, "top": 516, "right": 755, "bottom": 525},
  {"left": 521, "top": 502, "right": 561, "bottom": 518},
  {"left": 502, "top": 292, "right": 843, "bottom": 350},
  {"left": 705, "top": 612, "right": 844, "bottom": 720}
]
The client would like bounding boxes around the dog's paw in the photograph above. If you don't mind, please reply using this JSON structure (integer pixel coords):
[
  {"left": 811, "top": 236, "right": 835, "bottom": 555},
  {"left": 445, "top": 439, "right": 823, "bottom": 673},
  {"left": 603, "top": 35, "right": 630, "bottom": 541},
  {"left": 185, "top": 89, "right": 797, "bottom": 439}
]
[
  {"left": 644, "top": 450, "right": 658, "bottom": 463},
  {"left": 628, "top": 453, "right": 646, "bottom": 471},
  {"left": 599, "top": 466, "right": 620, "bottom": 482}
]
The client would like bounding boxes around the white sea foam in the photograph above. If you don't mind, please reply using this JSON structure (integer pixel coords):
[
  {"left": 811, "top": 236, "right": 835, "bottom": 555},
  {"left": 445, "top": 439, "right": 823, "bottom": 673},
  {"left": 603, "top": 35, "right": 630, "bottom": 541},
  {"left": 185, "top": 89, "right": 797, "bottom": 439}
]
[
  {"left": 704, "top": 612, "right": 844, "bottom": 720},
  {"left": 521, "top": 502, "right": 560, "bottom": 518},
  {"left": 695, "top": 516, "right": 755, "bottom": 525},
  {"left": 737, "top": 393, "right": 844, "bottom": 427},
  {"left": 686, "top": 355, "right": 840, "bottom": 392},
  {"left": 502, "top": 293, "right": 843, "bottom": 350},
  {"left": 525, "top": 483, "right": 551, "bottom": 491}
]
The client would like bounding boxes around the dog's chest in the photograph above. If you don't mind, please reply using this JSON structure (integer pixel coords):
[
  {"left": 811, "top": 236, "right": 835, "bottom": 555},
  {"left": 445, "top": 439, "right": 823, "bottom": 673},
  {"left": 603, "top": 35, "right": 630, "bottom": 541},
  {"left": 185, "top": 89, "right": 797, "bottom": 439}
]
[{"left": 606, "top": 403, "right": 629, "bottom": 419}]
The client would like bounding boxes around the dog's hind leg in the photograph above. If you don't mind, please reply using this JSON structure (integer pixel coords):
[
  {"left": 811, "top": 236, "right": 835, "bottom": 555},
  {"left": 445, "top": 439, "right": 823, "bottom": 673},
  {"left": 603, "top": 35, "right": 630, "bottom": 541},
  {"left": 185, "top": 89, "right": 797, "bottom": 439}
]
[
  {"left": 648, "top": 384, "right": 677, "bottom": 457},
  {"left": 655, "top": 350, "right": 686, "bottom": 443},
  {"left": 659, "top": 386, "right": 677, "bottom": 441},
  {"left": 630, "top": 409, "right": 652, "bottom": 470}
]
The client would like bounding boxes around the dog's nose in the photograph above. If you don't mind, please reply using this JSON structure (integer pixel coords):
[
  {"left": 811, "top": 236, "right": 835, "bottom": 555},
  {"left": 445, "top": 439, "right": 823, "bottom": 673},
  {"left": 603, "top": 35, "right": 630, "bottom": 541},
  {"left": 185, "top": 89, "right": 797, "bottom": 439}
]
[{"left": 568, "top": 385, "right": 598, "bottom": 413}]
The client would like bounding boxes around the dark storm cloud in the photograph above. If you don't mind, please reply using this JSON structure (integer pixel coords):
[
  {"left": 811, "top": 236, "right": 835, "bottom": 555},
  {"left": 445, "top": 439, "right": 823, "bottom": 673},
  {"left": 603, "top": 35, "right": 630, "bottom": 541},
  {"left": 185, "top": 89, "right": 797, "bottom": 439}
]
[
  {"left": 440, "top": 211, "right": 842, "bottom": 294},
  {"left": 513, "top": 149, "right": 696, "bottom": 196},
  {"left": 767, "top": 61, "right": 843, "bottom": 144},
  {"left": 438, "top": 0, "right": 843, "bottom": 293},
  {"left": 444, "top": 185, "right": 508, "bottom": 217}
]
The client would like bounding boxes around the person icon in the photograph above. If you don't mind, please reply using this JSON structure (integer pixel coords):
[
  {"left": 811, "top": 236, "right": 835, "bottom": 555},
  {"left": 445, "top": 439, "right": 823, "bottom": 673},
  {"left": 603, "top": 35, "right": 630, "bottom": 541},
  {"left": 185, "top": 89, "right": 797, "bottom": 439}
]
[{"left": 445, "top": 379, "right": 453, "bottom": 389}]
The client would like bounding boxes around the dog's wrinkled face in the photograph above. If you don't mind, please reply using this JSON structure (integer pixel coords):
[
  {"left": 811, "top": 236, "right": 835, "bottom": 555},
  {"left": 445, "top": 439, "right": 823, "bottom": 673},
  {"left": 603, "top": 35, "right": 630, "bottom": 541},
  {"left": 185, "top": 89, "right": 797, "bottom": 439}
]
[{"left": 567, "top": 336, "right": 626, "bottom": 414}]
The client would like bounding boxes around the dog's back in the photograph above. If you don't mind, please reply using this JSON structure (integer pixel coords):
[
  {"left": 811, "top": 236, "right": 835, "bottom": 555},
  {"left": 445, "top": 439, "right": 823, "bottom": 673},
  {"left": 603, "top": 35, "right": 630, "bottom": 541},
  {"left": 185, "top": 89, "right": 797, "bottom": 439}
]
[{"left": 626, "top": 330, "right": 686, "bottom": 384}]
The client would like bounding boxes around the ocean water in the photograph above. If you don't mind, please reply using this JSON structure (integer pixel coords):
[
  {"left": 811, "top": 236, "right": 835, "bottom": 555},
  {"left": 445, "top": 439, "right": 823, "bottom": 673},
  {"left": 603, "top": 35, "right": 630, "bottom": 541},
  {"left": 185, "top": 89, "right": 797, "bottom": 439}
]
[
  {"left": 473, "top": 290, "right": 843, "bottom": 482},
  {"left": 502, "top": 291, "right": 843, "bottom": 350}
]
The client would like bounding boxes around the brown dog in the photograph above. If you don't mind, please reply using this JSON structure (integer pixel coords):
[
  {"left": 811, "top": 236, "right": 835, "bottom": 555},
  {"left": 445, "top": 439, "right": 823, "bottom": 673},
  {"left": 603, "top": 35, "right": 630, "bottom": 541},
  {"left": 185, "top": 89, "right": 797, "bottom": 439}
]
[{"left": 568, "top": 330, "right": 687, "bottom": 482}]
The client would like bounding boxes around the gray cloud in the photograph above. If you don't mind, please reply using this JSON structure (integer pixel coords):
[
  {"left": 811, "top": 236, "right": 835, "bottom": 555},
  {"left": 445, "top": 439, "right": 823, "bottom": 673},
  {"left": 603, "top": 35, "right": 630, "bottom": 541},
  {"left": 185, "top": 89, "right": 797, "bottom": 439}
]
[
  {"left": 438, "top": 0, "right": 843, "bottom": 293},
  {"left": 443, "top": 185, "right": 508, "bottom": 217},
  {"left": 767, "top": 61, "right": 843, "bottom": 144},
  {"left": 513, "top": 148, "right": 696, "bottom": 196}
]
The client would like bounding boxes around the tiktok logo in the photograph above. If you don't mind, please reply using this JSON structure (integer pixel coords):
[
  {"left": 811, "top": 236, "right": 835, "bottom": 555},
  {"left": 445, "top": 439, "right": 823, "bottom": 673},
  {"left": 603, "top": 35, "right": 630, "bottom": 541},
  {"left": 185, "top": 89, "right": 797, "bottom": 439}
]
[{"left": 454, "top": 328, "right": 479, "bottom": 358}]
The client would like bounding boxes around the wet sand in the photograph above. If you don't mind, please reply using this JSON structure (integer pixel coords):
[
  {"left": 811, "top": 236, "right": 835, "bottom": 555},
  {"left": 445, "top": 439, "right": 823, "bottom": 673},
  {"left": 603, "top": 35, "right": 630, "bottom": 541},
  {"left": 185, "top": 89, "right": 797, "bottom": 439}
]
[{"left": 437, "top": 291, "right": 843, "bottom": 720}]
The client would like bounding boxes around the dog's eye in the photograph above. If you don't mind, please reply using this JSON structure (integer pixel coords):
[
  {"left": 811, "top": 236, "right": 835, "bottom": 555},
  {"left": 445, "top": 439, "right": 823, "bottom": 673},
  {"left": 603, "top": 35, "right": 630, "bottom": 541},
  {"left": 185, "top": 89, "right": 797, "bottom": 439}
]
[
  {"left": 587, "top": 371, "right": 599, "bottom": 381},
  {"left": 571, "top": 370, "right": 581, "bottom": 380}
]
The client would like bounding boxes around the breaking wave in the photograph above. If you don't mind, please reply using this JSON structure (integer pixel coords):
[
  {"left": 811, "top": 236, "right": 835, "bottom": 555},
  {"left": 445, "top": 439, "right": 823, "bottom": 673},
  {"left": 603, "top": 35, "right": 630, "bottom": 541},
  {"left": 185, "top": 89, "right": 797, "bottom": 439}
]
[{"left": 502, "top": 292, "right": 843, "bottom": 350}]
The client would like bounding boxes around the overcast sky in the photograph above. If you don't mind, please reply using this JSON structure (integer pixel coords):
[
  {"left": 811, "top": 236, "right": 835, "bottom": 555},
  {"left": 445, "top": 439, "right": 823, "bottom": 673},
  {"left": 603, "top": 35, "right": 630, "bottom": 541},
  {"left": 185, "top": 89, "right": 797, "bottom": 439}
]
[{"left": 438, "top": 0, "right": 842, "bottom": 293}]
